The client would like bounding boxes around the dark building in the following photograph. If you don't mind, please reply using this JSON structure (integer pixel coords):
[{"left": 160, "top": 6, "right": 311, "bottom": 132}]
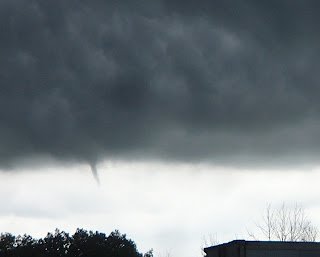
[{"left": 204, "top": 240, "right": 320, "bottom": 257}]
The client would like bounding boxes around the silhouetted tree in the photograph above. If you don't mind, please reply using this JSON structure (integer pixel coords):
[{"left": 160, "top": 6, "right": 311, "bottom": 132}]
[
  {"left": 68, "top": 228, "right": 107, "bottom": 257},
  {"left": 42, "top": 229, "right": 71, "bottom": 257},
  {"left": 105, "top": 230, "right": 142, "bottom": 257},
  {"left": 0, "top": 228, "right": 150, "bottom": 257},
  {"left": 14, "top": 234, "right": 38, "bottom": 257},
  {"left": 143, "top": 249, "right": 153, "bottom": 257},
  {"left": 0, "top": 233, "right": 15, "bottom": 256}
]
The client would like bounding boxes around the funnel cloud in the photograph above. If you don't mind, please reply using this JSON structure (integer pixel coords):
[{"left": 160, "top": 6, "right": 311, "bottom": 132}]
[
  {"left": 1, "top": 0, "right": 320, "bottom": 168},
  {"left": 89, "top": 162, "right": 100, "bottom": 185}
]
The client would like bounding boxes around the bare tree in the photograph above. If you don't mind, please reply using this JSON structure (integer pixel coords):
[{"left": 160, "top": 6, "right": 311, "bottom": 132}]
[
  {"left": 157, "top": 249, "right": 172, "bottom": 257},
  {"left": 201, "top": 233, "right": 219, "bottom": 256},
  {"left": 250, "top": 203, "right": 318, "bottom": 242}
]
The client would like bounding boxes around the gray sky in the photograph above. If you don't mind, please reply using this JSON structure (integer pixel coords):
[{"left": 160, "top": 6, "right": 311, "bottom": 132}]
[{"left": 2, "top": 1, "right": 320, "bottom": 256}]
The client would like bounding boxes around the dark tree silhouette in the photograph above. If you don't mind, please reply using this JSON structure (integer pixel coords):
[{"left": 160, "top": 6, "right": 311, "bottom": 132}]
[
  {"left": 0, "top": 233, "right": 15, "bottom": 256},
  {"left": 0, "top": 228, "right": 152, "bottom": 257}
]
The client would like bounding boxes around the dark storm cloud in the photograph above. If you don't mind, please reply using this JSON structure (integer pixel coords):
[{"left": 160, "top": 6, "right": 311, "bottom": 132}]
[{"left": 1, "top": 0, "right": 320, "bottom": 167}]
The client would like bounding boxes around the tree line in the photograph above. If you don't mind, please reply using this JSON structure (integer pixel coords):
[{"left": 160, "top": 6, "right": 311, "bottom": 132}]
[{"left": 0, "top": 228, "right": 153, "bottom": 257}]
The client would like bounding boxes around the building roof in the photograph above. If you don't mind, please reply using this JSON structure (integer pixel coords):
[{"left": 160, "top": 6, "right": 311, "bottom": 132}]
[{"left": 204, "top": 240, "right": 320, "bottom": 254}]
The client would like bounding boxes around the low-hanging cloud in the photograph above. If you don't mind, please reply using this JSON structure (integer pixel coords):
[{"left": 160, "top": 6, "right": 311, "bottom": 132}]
[{"left": 1, "top": 0, "right": 320, "bottom": 168}]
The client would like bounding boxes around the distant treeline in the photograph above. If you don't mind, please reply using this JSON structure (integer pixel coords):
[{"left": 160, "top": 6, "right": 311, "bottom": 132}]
[{"left": 0, "top": 228, "right": 153, "bottom": 257}]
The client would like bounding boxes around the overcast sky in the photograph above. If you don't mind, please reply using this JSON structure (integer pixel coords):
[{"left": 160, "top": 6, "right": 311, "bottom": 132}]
[{"left": 2, "top": 0, "right": 320, "bottom": 256}]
